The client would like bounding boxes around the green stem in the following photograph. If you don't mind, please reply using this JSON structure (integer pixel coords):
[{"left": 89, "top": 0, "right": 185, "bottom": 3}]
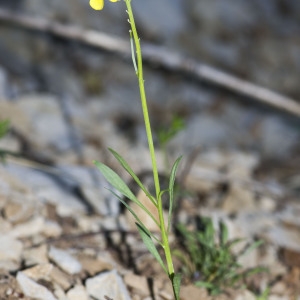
[
  {"left": 125, "top": 0, "right": 160, "bottom": 200},
  {"left": 124, "top": 0, "right": 175, "bottom": 277}
]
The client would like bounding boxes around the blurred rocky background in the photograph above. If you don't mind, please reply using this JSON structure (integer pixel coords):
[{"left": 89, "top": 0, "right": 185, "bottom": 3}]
[{"left": 0, "top": 0, "right": 300, "bottom": 299}]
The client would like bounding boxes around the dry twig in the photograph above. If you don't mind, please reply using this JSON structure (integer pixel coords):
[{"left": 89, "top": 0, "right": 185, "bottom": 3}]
[{"left": 1, "top": 8, "right": 300, "bottom": 117}]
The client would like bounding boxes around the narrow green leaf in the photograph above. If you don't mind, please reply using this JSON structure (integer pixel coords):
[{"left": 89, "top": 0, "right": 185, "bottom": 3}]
[
  {"left": 205, "top": 218, "right": 215, "bottom": 247},
  {"left": 170, "top": 273, "right": 181, "bottom": 300},
  {"left": 94, "top": 160, "right": 136, "bottom": 201},
  {"left": 243, "top": 266, "right": 268, "bottom": 277},
  {"left": 219, "top": 221, "right": 228, "bottom": 247},
  {"left": 136, "top": 223, "right": 167, "bottom": 274},
  {"left": 94, "top": 160, "right": 159, "bottom": 227},
  {"left": 108, "top": 148, "right": 157, "bottom": 206},
  {"left": 167, "top": 156, "right": 182, "bottom": 233},
  {"left": 129, "top": 30, "right": 138, "bottom": 74}
]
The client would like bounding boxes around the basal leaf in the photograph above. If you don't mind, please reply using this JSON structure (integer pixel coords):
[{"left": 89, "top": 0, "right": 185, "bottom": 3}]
[
  {"left": 167, "top": 156, "right": 182, "bottom": 233},
  {"left": 136, "top": 223, "right": 167, "bottom": 274},
  {"left": 108, "top": 148, "right": 157, "bottom": 206},
  {"left": 219, "top": 221, "right": 228, "bottom": 247}
]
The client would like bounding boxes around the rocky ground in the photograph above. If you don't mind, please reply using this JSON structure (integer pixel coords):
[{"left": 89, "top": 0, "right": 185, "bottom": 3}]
[{"left": 0, "top": 1, "right": 300, "bottom": 300}]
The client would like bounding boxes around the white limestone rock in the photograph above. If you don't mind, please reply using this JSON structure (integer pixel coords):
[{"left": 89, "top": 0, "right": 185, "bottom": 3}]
[
  {"left": 0, "top": 235, "right": 23, "bottom": 261},
  {"left": 17, "top": 271, "right": 57, "bottom": 300},
  {"left": 66, "top": 285, "right": 88, "bottom": 300},
  {"left": 48, "top": 246, "right": 82, "bottom": 275},
  {"left": 86, "top": 269, "right": 131, "bottom": 300}
]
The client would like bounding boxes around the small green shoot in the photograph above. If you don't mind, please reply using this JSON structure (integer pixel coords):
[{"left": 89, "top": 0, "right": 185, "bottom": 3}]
[
  {"left": 157, "top": 115, "right": 185, "bottom": 169},
  {"left": 174, "top": 217, "right": 266, "bottom": 295},
  {"left": 157, "top": 115, "right": 185, "bottom": 147}
]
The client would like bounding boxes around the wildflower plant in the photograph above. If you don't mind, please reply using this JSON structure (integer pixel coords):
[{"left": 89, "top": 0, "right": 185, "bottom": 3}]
[
  {"left": 174, "top": 217, "right": 265, "bottom": 295},
  {"left": 91, "top": 1, "right": 182, "bottom": 299}
]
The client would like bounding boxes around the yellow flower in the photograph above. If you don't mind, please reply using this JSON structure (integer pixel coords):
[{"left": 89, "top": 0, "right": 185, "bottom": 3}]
[{"left": 90, "top": 0, "right": 119, "bottom": 10}]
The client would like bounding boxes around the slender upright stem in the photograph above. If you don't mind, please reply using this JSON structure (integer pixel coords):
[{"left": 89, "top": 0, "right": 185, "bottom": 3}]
[
  {"left": 124, "top": 0, "right": 175, "bottom": 277},
  {"left": 125, "top": 0, "right": 160, "bottom": 200}
]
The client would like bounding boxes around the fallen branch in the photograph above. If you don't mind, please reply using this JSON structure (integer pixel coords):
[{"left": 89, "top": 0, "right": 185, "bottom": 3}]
[{"left": 1, "top": 8, "right": 300, "bottom": 117}]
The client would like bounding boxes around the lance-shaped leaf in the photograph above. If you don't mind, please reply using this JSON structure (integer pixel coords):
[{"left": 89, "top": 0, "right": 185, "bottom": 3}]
[
  {"left": 129, "top": 30, "right": 138, "bottom": 74},
  {"left": 108, "top": 148, "right": 157, "bottom": 206},
  {"left": 136, "top": 223, "right": 167, "bottom": 274},
  {"left": 94, "top": 160, "right": 135, "bottom": 199},
  {"left": 94, "top": 160, "right": 160, "bottom": 227},
  {"left": 219, "top": 221, "right": 228, "bottom": 247},
  {"left": 167, "top": 156, "right": 182, "bottom": 233}
]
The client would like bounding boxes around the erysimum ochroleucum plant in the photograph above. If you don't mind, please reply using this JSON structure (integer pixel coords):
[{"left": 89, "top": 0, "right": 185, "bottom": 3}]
[{"left": 90, "top": 0, "right": 182, "bottom": 299}]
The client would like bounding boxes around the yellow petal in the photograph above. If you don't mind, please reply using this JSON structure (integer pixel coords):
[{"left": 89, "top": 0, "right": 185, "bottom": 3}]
[
  {"left": 109, "top": 0, "right": 119, "bottom": 2},
  {"left": 90, "top": 0, "right": 104, "bottom": 10}
]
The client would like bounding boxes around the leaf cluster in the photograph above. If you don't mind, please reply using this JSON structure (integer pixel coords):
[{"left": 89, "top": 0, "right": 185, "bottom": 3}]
[
  {"left": 94, "top": 149, "right": 181, "bottom": 277},
  {"left": 174, "top": 217, "right": 266, "bottom": 295}
]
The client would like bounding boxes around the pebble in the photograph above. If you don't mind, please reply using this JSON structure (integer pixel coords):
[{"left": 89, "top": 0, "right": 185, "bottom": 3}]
[
  {"left": 17, "top": 94, "right": 70, "bottom": 152},
  {"left": 3, "top": 193, "right": 36, "bottom": 224},
  {"left": 0, "top": 235, "right": 23, "bottom": 261},
  {"left": 50, "top": 267, "right": 74, "bottom": 291},
  {"left": 264, "top": 226, "right": 300, "bottom": 252},
  {"left": 3, "top": 163, "right": 87, "bottom": 215},
  {"left": 23, "top": 263, "right": 54, "bottom": 281},
  {"left": 43, "top": 220, "right": 62, "bottom": 237},
  {"left": 269, "top": 296, "right": 289, "bottom": 300},
  {"left": 66, "top": 285, "right": 88, "bottom": 300},
  {"left": 234, "top": 290, "right": 256, "bottom": 300},
  {"left": 123, "top": 273, "right": 149, "bottom": 296},
  {"left": 0, "top": 101, "right": 32, "bottom": 137},
  {"left": 48, "top": 247, "right": 82, "bottom": 275},
  {"left": 78, "top": 253, "right": 113, "bottom": 276},
  {"left": 9, "top": 216, "right": 45, "bottom": 238},
  {"left": 0, "top": 260, "right": 20, "bottom": 272},
  {"left": 222, "top": 184, "right": 257, "bottom": 214},
  {"left": 180, "top": 285, "right": 208, "bottom": 300},
  {"left": 53, "top": 285, "right": 68, "bottom": 300},
  {"left": 16, "top": 271, "right": 57, "bottom": 300},
  {"left": 86, "top": 269, "right": 131, "bottom": 300}
]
